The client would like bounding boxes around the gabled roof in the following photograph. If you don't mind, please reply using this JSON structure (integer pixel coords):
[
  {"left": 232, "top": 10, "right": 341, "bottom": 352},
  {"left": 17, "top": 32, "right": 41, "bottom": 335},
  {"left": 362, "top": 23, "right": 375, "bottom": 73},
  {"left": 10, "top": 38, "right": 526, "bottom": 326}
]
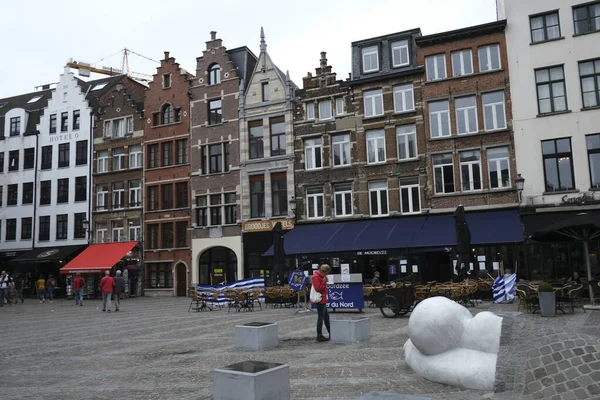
[
  {"left": 228, "top": 46, "right": 258, "bottom": 91},
  {"left": 76, "top": 75, "right": 127, "bottom": 109},
  {"left": 0, "top": 88, "right": 54, "bottom": 137}
]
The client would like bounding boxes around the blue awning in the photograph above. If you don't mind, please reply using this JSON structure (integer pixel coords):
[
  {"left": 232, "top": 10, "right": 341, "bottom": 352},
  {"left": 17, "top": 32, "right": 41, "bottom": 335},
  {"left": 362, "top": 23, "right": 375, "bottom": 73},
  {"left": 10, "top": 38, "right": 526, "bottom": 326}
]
[{"left": 263, "top": 209, "right": 523, "bottom": 256}]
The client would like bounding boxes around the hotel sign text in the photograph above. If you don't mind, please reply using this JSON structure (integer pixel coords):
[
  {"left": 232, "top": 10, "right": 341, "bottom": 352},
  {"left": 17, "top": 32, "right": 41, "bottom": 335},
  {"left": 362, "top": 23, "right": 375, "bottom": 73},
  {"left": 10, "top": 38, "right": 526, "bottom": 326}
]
[{"left": 49, "top": 133, "right": 81, "bottom": 143}]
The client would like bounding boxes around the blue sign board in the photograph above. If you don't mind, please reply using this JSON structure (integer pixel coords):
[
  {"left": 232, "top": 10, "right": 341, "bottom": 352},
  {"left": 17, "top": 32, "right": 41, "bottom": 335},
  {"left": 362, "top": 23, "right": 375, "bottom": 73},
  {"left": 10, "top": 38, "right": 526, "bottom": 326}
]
[
  {"left": 313, "top": 282, "right": 364, "bottom": 310},
  {"left": 288, "top": 269, "right": 307, "bottom": 291}
]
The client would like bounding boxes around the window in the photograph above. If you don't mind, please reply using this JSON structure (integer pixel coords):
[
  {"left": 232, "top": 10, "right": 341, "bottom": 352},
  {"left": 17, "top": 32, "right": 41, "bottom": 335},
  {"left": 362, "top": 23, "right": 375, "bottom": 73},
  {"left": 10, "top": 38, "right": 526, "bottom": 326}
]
[
  {"left": 128, "top": 218, "right": 141, "bottom": 241},
  {"left": 110, "top": 118, "right": 125, "bottom": 138},
  {"left": 97, "top": 184, "right": 108, "bottom": 210},
  {"left": 112, "top": 220, "right": 125, "bottom": 242},
  {"left": 306, "top": 186, "right": 324, "bottom": 219},
  {"left": 455, "top": 96, "right": 478, "bottom": 134},
  {"left": 305, "top": 138, "right": 323, "bottom": 169},
  {"left": 270, "top": 117, "right": 286, "bottom": 156},
  {"left": 196, "top": 196, "right": 208, "bottom": 227},
  {"left": 40, "top": 181, "right": 51, "bottom": 205},
  {"left": 162, "top": 104, "right": 173, "bottom": 124},
  {"left": 161, "top": 184, "right": 173, "bottom": 209},
  {"left": 248, "top": 120, "right": 264, "bottom": 159},
  {"left": 305, "top": 103, "right": 315, "bottom": 120},
  {"left": 536, "top": 66, "right": 567, "bottom": 114},
  {"left": 392, "top": 84, "right": 415, "bottom": 114},
  {"left": 362, "top": 46, "right": 379, "bottom": 73},
  {"left": 209, "top": 194, "right": 221, "bottom": 226},
  {"left": 368, "top": 181, "right": 388, "bottom": 217},
  {"left": 176, "top": 139, "right": 188, "bottom": 164},
  {"left": 250, "top": 175, "right": 265, "bottom": 218},
  {"left": 209, "top": 143, "right": 223, "bottom": 173},
  {"left": 148, "top": 144, "right": 159, "bottom": 168},
  {"left": 162, "top": 223, "right": 174, "bottom": 248},
  {"left": 112, "top": 182, "right": 125, "bottom": 209},
  {"left": 162, "top": 142, "right": 172, "bottom": 166},
  {"left": 152, "top": 113, "right": 159, "bottom": 126},
  {"left": 162, "top": 73, "right": 171, "bottom": 89},
  {"left": 542, "top": 138, "right": 574, "bottom": 192},
  {"left": 10, "top": 117, "right": 20, "bottom": 136},
  {"left": 74, "top": 213, "right": 86, "bottom": 239},
  {"left": 148, "top": 263, "right": 172, "bottom": 288},
  {"left": 397, "top": 125, "right": 417, "bottom": 161},
  {"left": 580, "top": 59, "right": 600, "bottom": 108},
  {"left": 8, "top": 150, "right": 19, "bottom": 171},
  {"left": 482, "top": 91, "right": 507, "bottom": 130},
  {"left": 459, "top": 150, "right": 482, "bottom": 191},
  {"left": 75, "top": 176, "right": 86, "bottom": 202},
  {"left": 57, "top": 178, "right": 69, "bottom": 203},
  {"left": 429, "top": 100, "right": 451, "bottom": 138},
  {"left": 332, "top": 134, "right": 350, "bottom": 167},
  {"left": 129, "top": 145, "right": 142, "bottom": 168},
  {"left": 126, "top": 116, "right": 133, "bottom": 133},
  {"left": 391, "top": 40, "right": 409, "bottom": 67},
  {"left": 400, "top": 177, "right": 421, "bottom": 214},
  {"left": 208, "top": 99, "right": 222, "bottom": 125},
  {"left": 209, "top": 64, "right": 221, "bottom": 85},
  {"left": 176, "top": 221, "right": 188, "bottom": 247},
  {"left": 478, "top": 44, "right": 501, "bottom": 72},
  {"left": 530, "top": 11, "right": 561, "bottom": 43},
  {"left": 50, "top": 114, "right": 57, "bottom": 134},
  {"left": 7, "top": 184, "right": 17, "bottom": 206},
  {"left": 0, "top": 153, "right": 3, "bottom": 173},
  {"left": 0, "top": 187, "right": 2, "bottom": 206},
  {"left": 336, "top": 97, "right": 344, "bottom": 115},
  {"left": 112, "top": 148, "right": 125, "bottom": 171},
  {"left": 5, "top": 219, "right": 16, "bottom": 241},
  {"left": 73, "top": 110, "right": 80, "bottom": 130},
  {"left": 451, "top": 49, "right": 473, "bottom": 76},
  {"left": 21, "top": 182, "right": 33, "bottom": 205},
  {"left": 334, "top": 183, "right": 353, "bottom": 217},
  {"left": 271, "top": 172, "right": 287, "bottom": 217},
  {"left": 364, "top": 89, "right": 384, "bottom": 117},
  {"left": 129, "top": 180, "right": 141, "bottom": 207},
  {"left": 176, "top": 182, "right": 188, "bottom": 208},
  {"left": 587, "top": 134, "right": 600, "bottom": 188},
  {"left": 433, "top": 153, "right": 455, "bottom": 194},
  {"left": 96, "top": 226, "right": 107, "bottom": 243},
  {"left": 97, "top": 150, "right": 108, "bottom": 173},
  {"left": 224, "top": 193, "right": 237, "bottom": 224},
  {"left": 58, "top": 143, "right": 69, "bottom": 167},
  {"left": 147, "top": 224, "right": 159, "bottom": 249},
  {"left": 61, "top": 112, "right": 68, "bottom": 132},
  {"left": 426, "top": 54, "right": 446, "bottom": 81},
  {"left": 41, "top": 146, "right": 52, "bottom": 170},
  {"left": 262, "top": 82, "right": 270, "bottom": 102},
  {"left": 573, "top": 2, "right": 600, "bottom": 35},
  {"left": 21, "top": 217, "right": 32, "bottom": 240},
  {"left": 75, "top": 140, "right": 87, "bottom": 165},
  {"left": 39, "top": 216, "right": 50, "bottom": 241},
  {"left": 366, "top": 130, "right": 386, "bottom": 164},
  {"left": 318, "top": 100, "right": 332, "bottom": 120},
  {"left": 147, "top": 186, "right": 158, "bottom": 210},
  {"left": 487, "top": 146, "right": 510, "bottom": 189},
  {"left": 23, "top": 148, "right": 34, "bottom": 169},
  {"left": 56, "top": 214, "right": 68, "bottom": 240}
]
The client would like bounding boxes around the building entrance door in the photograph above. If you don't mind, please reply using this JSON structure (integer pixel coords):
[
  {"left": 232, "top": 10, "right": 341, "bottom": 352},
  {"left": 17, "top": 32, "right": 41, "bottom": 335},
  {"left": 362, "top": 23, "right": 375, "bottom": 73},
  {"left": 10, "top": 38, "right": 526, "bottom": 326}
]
[{"left": 175, "top": 263, "right": 187, "bottom": 296}]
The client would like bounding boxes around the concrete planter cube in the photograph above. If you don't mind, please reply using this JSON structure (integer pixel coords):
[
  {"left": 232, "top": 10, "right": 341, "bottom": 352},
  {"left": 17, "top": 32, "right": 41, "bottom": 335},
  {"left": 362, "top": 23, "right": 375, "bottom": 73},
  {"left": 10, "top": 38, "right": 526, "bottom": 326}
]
[
  {"left": 538, "top": 292, "right": 556, "bottom": 317},
  {"left": 235, "top": 322, "right": 278, "bottom": 351},
  {"left": 213, "top": 360, "right": 290, "bottom": 400},
  {"left": 331, "top": 317, "right": 371, "bottom": 343}
]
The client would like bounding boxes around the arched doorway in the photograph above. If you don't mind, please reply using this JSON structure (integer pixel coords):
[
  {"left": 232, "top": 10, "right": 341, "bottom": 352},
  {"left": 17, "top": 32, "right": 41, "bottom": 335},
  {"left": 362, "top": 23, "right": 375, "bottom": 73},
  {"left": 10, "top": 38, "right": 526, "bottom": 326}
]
[
  {"left": 175, "top": 262, "right": 187, "bottom": 296},
  {"left": 199, "top": 247, "right": 237, "bottom": 285}
]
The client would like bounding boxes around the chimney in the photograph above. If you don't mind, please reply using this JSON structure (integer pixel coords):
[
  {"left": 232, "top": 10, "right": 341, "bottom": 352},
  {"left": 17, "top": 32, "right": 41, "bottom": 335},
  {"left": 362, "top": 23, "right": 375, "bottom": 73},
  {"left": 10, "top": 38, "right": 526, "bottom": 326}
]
[
  {"left": 164, "top": 51, "right": 170, "bottom": 60},
  {"left": 320, "top": 51, "right": 327, "bottom": 70},
  {"left": 210, "top": 31, "right": 217, "bottom": 40}
]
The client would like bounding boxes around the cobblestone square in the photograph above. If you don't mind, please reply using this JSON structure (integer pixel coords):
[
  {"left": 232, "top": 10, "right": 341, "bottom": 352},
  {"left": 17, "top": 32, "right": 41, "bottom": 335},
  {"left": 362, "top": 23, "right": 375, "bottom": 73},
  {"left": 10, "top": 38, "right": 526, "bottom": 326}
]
[{"left": 1, "top": 297, "right": 600, "bottom": 399}]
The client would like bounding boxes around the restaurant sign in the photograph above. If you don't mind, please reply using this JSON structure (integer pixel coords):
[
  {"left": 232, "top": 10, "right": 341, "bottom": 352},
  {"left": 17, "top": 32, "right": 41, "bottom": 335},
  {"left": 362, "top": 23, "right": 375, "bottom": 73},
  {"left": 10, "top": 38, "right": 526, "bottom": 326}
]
[
  {"left": 312, "top": 283, "right": 365, "bottom": 310},
  {"left": 242, "top": 218, "right": 295, "bottom": 233}
]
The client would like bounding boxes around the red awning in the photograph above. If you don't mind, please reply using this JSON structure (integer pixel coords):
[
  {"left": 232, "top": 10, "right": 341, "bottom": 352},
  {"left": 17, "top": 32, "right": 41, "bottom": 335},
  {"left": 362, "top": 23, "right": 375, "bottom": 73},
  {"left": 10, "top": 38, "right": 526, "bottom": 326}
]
[{"left": 60, "top": 241, "right": 138, "bottom": 275}]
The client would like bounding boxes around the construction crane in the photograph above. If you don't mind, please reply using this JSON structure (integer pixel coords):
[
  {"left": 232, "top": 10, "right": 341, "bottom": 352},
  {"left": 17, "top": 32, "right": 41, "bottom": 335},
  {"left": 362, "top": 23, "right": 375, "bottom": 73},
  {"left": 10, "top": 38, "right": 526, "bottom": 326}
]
[{"left": 66, "top": 48, "right": 157, "bottom": 82}]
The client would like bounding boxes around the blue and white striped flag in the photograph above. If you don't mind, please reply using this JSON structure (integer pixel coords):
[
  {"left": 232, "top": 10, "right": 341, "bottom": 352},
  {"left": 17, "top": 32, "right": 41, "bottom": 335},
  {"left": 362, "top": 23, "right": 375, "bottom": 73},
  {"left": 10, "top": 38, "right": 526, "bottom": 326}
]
[
  {"left": 492, "top": 273, "right": 517, "bottom": 304},
  {"left": 196, "top": 277, "right": 265, "bottom": 304}
]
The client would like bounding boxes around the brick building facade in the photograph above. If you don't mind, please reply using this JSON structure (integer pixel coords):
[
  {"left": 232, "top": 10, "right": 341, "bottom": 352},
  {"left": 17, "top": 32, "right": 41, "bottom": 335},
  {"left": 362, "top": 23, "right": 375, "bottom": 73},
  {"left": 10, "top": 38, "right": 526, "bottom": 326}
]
[
  {"left": 190, "top": 32, "right": 257, "bottom": 285},
  {"left": 143, "top": 52, "right": 193, "bottom": 297}
]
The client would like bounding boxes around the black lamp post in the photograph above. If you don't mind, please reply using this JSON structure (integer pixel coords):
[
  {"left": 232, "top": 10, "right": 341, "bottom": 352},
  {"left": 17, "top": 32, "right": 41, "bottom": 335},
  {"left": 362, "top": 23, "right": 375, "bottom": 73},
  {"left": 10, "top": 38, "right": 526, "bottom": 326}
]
[{"left": 515, "top": 174, "right": 525, "bottom": 204}]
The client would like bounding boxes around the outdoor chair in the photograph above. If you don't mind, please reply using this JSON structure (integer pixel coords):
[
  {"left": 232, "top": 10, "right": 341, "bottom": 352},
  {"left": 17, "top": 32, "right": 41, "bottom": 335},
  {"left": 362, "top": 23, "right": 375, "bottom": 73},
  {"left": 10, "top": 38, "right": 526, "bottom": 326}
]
[
  {"left": 563, "top": 284, "right": 585, "bottom": 313},
  {"left": 188, "top": 288, "right": 201, "bottom": 312},
  {"left": 281, "top": 287, "right": 296, "bottom": 307},
  {"left": 516, "top": 289, "right": 529, "bottom": 313},
  {"left": 210, "top": 290, "right": 223, "bottom": 310},
  {"left": 223, "top": 289, "right": 242, "bottom": 313},
  {"left": 251, "top": 287, "right": 263, "bottom": 310},
  {"left": 264, "top": 287, "right": 282, "bottom": 308},
  {"left": 363, "top": 285, "right": 374, "bottom": 307},
  {"left": 413, "top": 285, "right": 429, "bottom": 302}
]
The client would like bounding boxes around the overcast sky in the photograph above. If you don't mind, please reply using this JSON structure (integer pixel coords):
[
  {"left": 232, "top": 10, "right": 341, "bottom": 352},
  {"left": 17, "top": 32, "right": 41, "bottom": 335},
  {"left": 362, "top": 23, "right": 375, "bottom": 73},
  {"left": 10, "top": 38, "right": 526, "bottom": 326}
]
[{"left": 0, "top": 0, "right": 497, "bottom": 98}]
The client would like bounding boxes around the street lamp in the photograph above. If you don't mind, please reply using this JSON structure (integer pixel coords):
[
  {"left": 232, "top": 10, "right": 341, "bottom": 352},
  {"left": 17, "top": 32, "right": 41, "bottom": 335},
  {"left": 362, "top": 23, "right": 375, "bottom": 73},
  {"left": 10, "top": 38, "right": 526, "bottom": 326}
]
[
  {"left": 289, "top": 196, "right": 297, "bottom": 220},
  {"left": 82, "top": 219, "right": 91, "bottom": 244},
  {"left": 515, "top": 174, "right": 525, "bottom": 204}
]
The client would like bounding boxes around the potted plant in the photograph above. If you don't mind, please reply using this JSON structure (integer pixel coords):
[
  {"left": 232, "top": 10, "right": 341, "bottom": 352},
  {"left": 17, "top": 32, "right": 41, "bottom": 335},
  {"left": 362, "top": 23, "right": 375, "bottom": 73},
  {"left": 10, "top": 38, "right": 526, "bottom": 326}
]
[{"left": 538, "top": 282, "right": 556, "bottom": 317}]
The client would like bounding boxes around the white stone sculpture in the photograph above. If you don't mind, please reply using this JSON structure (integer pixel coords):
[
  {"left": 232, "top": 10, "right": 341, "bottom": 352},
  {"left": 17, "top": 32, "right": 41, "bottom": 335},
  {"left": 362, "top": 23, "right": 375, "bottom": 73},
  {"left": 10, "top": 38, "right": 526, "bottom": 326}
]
[{"left": 403, "top": 296, "right": 502, "bottom": 391}]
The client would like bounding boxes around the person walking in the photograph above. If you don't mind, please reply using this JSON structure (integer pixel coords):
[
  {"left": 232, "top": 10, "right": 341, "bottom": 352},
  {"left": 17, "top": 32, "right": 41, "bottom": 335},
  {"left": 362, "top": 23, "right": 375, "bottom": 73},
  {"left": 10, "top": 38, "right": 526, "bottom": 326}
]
[
  {"left": 13, "top": 274, "right": 24, "bottom": 304},
  {"left": 112, "top": 270, "right": 125, "bottom": 312},
  {"left": 99, "top": 270, "right": 115, "bottom": 313},
  {"left": 46, "top": 274, "right": 57, "bottom": 303},
  {"left": 36, "top": 275, "right": 46, "bottom": 303},
  {"left": 73, "top": 273, "right": 86, "bottom": 306},
  {"left": 372, "top": 271, "right": 381, "bottom": 287},
  {"left": 0, "top": 271, "right": 10, "bottom": 307},
  {"left": 7, "top": 278, "right": 15, "bottom": 305},
  {"left": 312, "top": 264, "right": 331, "bottom": 342}
]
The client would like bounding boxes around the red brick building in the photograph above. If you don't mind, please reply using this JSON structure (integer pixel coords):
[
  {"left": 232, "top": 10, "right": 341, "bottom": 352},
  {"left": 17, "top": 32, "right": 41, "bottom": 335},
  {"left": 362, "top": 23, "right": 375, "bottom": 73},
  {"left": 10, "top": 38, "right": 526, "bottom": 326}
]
[{"left": 143, "top": 52, "right": 194, "bottom": 296}]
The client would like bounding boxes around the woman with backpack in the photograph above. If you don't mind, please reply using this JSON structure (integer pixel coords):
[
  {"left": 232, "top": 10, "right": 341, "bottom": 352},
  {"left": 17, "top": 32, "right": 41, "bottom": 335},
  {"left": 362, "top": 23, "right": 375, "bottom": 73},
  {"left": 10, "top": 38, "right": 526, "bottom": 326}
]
[{"left": 46, "top": 275, "right": 56, "bottom": 303}]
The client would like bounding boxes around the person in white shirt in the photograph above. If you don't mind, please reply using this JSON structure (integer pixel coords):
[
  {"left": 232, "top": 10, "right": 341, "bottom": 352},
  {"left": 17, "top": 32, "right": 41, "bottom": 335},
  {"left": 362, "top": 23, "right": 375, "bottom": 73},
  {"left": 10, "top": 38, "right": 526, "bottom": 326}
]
[{"left": 0, "top": 271, "right": 10, "bottom": 307}]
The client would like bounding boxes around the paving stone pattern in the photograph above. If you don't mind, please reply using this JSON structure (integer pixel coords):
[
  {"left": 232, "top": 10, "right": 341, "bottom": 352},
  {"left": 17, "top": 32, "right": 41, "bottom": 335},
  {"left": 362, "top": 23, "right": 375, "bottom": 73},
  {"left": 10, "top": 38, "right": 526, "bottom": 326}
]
[{"left": 1, "top": 298, "right": 600, "bottom": 399}]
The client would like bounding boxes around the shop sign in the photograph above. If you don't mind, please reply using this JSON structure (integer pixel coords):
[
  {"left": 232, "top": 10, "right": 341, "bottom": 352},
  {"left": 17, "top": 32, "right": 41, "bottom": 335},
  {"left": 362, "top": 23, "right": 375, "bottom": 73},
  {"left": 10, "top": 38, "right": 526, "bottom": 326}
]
[
  {"left": 49, "top": 132, "right": 81, "bottom": 143},
  {"left": 321, "top": 283, "right": 365, "bottom": 310},
  {"left": 38, "top": 249, "right": 59, "bottom": 258},
  {"left": 242, "top": 218, "right": 294, "bottom": 233},
  {"left": 355, "top": 250, "right": 387, "bottom": 256},
  {"left": 288, "top": 269, "right": 307, "bottom": 291}
]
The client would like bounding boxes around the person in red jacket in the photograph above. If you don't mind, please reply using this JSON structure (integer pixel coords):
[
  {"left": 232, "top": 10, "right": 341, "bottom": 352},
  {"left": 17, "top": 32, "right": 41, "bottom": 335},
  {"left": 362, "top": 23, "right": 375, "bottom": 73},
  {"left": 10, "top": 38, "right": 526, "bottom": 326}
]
[
  {"left": 99, "top": 270, "right": 116, "bottom": 313},
  {"left": 312, "top": 264, "right": 331, "bottom": 342},
  {"left": 73, "top": 273, "right": 86, "bottom": 306}
]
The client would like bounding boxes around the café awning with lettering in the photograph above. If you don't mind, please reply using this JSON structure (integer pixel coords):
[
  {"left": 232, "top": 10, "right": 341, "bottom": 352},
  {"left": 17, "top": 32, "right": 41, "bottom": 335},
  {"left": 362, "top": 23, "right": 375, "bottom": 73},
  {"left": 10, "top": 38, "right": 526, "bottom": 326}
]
[
  {"left": 12, "top": 245, "right": 86, "bottom": 263},
  {"left": 59, "top": 241, "right": 138, "bottom": 274}
]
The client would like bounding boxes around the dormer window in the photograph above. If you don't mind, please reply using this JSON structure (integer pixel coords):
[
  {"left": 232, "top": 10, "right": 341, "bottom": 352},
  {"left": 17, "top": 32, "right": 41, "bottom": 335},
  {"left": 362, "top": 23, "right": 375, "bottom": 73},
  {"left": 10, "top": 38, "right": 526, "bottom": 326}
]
[
  {"left": 362, "top": 46, "right": 379, "bottom": 73},
  {"left": 391, "top": 40, "right": 409, "bottom": 67},
  {"left": 209, "top": 64, "right": 221, "bottom": 85},
  {"left": 162, "top": 73, "right": 171, "bottom": 89},
  {"left": 162, "top": 104, "right": 173, "bottom": 124},
  {"left": 9, "top": 117, "right": 20, "bottom": 136}
]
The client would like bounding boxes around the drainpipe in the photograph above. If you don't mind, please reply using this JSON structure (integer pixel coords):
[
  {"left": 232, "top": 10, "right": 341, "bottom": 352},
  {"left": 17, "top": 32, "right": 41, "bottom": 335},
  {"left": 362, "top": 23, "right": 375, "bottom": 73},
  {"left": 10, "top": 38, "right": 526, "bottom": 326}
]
[
  {"left": 32, "top": 131, "right": 40, "bottom": 250},
  {"left": 88, "top": 110, "right": 93, "bottom": 243}
]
